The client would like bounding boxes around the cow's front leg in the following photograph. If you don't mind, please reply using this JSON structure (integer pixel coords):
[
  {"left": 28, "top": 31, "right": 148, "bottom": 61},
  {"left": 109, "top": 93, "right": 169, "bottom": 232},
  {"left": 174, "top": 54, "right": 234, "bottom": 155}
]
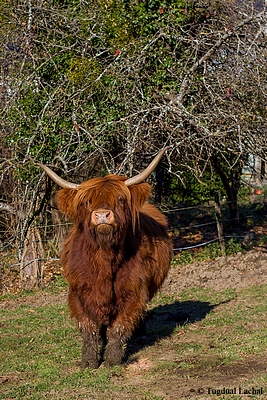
[
  {"left": 68, "top": 289, "right": 103, "bottom": 369},
  {"left": 103, "top": 310, "right": 145, "bottom": 366},
  {"left": 103, "top": 325, "right": 127, "bottom": 367},
  {"left": 80, "top": 322, "right": 103, "bottom": 369},
  {"left": 103, "top": 282, "right": 148, "bottom": 366}
]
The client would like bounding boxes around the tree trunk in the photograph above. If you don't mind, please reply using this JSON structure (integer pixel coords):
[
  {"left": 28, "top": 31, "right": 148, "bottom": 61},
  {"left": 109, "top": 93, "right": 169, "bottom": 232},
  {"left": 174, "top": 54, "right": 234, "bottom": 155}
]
[
  {"left": 228, "top": 195, "right": 240, "bottom": 226},
  {"left": 214, "top": 192, "right": 226, "bottom": 256},
  {"left": 20, "top": 226, "right": 44, "bottom": 289},
  {"left": 211, "top": 156, "right": 242, "bottom": 226}
]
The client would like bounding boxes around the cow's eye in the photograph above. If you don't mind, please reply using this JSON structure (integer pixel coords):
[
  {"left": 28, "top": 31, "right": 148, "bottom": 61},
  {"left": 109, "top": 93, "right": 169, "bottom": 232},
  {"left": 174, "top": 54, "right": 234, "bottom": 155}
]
[
  {"left": 86, "top": 200, "right": 92, "bottom": 207},
  {"left": 118, "top": 197, "right": 125, "bottom": 204}
]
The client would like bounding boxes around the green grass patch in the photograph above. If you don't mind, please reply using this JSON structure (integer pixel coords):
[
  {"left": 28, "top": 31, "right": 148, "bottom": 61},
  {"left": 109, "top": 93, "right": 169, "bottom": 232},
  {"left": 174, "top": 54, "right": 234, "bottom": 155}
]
[{"left": 1, "top": 285, "right": 267, "bottom": 399}]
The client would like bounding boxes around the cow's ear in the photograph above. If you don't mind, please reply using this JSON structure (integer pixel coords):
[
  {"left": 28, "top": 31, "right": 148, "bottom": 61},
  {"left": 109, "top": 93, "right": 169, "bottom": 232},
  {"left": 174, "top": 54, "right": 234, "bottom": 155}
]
[
  {"left": 128, "top": 182, "right": 151, "bottom": 212},
  {"left": 56, "top": 188, "right": 77, "bottom": 218}
]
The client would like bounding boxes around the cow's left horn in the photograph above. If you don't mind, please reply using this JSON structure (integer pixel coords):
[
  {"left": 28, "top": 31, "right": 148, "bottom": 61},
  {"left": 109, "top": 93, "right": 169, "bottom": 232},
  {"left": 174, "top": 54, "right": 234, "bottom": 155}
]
[
  {"left": 38, "top": 163, "right": 79, "bottom": 189},
  {"left": 124, "top": 147, "right": 168, "bottom": 187}
]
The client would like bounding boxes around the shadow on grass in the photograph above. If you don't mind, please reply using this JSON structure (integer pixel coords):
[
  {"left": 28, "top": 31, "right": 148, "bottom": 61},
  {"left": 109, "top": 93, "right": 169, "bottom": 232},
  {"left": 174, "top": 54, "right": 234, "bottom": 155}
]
[{"left": 126, "top": 299, "right": 227, "bottom": 361}]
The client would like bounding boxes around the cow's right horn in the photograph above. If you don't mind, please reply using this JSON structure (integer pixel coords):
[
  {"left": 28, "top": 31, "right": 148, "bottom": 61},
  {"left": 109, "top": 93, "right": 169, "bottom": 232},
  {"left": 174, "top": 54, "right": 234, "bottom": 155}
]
[
  {"left": 38, "top": 163, "right": 79, "bottom": 189},
  {"left": 124, "top": 147, "right": 168, "bottom": 186}
]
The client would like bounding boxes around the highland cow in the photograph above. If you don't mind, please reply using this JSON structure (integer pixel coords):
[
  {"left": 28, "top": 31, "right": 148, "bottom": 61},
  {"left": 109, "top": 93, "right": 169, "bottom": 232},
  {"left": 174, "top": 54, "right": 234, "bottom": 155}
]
[{"left": 39, "top": 148, "right": 172, "bottom": 368}]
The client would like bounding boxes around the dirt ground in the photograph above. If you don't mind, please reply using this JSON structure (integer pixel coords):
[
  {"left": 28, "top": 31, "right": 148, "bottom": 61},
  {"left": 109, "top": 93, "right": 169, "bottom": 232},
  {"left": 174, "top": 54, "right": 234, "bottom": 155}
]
[
  {"left": 163, "top": 246, "right": 267, "bottom": 294},
  {"left": 114, "top": 354, "right": 267, "bottom": 399}
]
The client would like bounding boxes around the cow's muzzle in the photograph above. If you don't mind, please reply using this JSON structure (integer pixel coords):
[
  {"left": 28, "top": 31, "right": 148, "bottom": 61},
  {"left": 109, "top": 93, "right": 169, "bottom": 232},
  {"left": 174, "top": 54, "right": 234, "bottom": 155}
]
[{"left": 91, "top": 209, "right": 115, "bottom": 226}]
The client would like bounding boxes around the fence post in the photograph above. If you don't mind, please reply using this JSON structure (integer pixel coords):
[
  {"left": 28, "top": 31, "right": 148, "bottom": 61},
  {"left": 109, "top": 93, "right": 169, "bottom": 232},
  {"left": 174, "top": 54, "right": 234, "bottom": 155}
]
[{"left": 214, "top": 192, "right": 226, "bottom": 256}]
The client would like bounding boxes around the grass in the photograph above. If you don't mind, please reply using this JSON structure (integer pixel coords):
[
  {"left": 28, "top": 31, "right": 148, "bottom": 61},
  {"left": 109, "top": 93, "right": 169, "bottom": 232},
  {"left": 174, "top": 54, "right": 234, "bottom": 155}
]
[{"left": 1, "top": 284, "right": 267, "bottom": 399}]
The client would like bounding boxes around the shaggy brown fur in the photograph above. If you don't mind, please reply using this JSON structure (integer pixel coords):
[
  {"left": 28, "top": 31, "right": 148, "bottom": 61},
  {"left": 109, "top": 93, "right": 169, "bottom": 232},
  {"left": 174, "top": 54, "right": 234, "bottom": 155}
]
[{"left": 56, "top": 174, "right": 173, "bottom": 368}]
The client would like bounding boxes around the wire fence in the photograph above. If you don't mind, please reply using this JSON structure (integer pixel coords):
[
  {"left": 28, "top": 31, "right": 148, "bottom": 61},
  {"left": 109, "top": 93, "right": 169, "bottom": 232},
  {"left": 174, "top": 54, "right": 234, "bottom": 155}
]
[{"left": 1, "top": 192, "right": 267, "bottom": 283}]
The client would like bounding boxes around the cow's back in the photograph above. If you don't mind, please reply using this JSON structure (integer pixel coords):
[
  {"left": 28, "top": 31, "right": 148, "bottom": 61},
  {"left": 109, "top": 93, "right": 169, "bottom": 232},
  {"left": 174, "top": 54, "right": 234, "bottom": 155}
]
[{"left": 139, "top": 203, "right": 173, "bottom": 299}]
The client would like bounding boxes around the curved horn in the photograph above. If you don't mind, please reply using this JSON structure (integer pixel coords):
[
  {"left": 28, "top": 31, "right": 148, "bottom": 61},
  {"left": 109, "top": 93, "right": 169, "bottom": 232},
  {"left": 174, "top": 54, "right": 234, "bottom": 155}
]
[
  {"left": 124, "top": 147, "right": 168, "bottom": 187},
  {"left": 38, "top": 163, "right": 79, "bottom": 189}
]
